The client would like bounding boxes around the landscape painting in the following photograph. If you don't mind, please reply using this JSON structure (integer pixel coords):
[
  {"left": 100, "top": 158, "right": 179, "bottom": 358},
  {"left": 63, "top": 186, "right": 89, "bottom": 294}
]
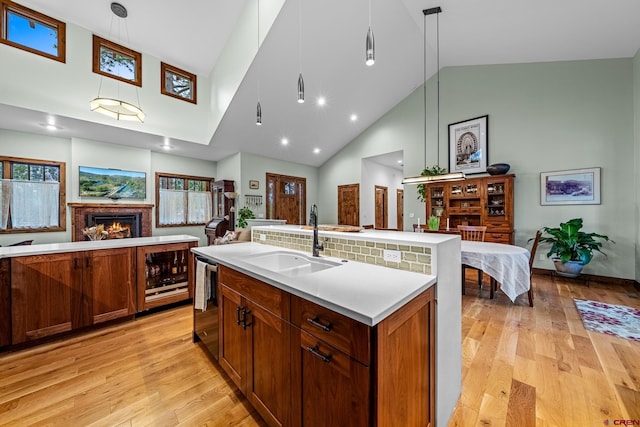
[
  {"left": 540, "top": 167, "right": 600, "bottom": 205},
  {"left": 79, "top": 166, "right": 146, "bottom": 199}
]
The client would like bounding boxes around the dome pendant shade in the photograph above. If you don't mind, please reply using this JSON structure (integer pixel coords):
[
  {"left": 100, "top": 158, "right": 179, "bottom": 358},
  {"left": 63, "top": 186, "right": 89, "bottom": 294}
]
[
  {"left": 365, "top": 26, "right": 375, "bottom": 66},
  {"left": 297, "top": 73, "right": 305, "bottom": 103},
  {"left": 90, "top": 97, "right": 145, "bottom": 122},
  {"left": 256, "top": 101, "right": 262, "bottom": 125}
]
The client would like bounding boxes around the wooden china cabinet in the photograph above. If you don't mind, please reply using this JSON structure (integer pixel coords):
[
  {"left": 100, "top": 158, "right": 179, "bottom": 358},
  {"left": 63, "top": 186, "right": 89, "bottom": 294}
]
[{"left": 425, "top": 174, "right": 515, "bottom": 243}]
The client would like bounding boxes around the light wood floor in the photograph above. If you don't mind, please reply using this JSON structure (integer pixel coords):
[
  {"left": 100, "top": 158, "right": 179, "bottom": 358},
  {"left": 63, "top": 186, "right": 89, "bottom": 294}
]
[{"left": 1, "top": 274, "right": 639, "bottom": 426}]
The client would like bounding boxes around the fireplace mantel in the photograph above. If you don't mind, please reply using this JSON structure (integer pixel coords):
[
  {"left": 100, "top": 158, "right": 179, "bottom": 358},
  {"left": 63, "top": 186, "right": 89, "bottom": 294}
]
[{"left": 69, "top": 203, "right": 154, "bottom": 242}]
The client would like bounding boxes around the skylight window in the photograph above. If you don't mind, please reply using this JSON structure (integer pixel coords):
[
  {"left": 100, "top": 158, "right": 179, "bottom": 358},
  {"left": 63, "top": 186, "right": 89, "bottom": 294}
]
[
  {"left": 92, "top": 35, "right": 142, "bottom": 87},
  {"left": 0, "top": 1, "right": 66, "bottom": 62},
  {"left": 161, "top": 62, "right": 197, "bottom": 104}
]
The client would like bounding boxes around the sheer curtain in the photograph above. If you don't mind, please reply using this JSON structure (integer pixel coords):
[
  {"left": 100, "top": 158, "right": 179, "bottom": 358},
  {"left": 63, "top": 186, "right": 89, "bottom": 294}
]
[
  {"left": 187, "top": 191, "right": 212, "bottom": 224},
  {"left": 0, "top": 179, "right": 11, "bottom": 229},
  {"left": 159, "top": 189, "right": 186, "bottom": 225},
  {"left": 11, "top": 181, "right": 59, "bottom": 228}
]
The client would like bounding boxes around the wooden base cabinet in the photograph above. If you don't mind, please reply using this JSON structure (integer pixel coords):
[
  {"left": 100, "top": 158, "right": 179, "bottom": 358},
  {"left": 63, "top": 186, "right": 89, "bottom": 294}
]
[
  {"left": 11, "top": 248, "right": 135, "bottom": 345},
  {"left": 1, "top": 259, "right": 12, "bottom": 348},
  {"left": 217, "top": 265, "right": 436, "bottom": 427}
]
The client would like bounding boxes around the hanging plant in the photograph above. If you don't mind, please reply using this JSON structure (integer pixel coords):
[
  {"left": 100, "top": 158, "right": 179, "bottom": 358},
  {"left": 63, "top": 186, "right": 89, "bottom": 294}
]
[{"left": 416, "top": 165, "right": 448, "bottom": 203}]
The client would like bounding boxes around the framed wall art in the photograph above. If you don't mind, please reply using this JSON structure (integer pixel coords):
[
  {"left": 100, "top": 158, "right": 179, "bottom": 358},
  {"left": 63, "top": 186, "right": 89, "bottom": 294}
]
[
  {"left": 249, "top": 180, "right": 259, "bottom": 190},
  {"left": 448, "top": 115, "right": 488, "bottom": 175},
  {"left": 540, "top": 167, "right": 601, "bottom": 205}
]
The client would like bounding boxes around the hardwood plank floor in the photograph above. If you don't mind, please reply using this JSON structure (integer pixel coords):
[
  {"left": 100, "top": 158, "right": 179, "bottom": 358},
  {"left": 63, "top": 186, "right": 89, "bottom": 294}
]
[{"left": 1, "top": 273, "right": 638, "bottom": 426}]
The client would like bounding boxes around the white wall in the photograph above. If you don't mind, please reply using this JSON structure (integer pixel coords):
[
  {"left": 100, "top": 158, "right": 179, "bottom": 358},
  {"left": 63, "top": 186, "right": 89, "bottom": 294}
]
[
  {"left": 360, "top": 160, "right": 403, "bottom": 228},
  {"left": 634, "top": 49, "right": 640, "bottom": 283}
]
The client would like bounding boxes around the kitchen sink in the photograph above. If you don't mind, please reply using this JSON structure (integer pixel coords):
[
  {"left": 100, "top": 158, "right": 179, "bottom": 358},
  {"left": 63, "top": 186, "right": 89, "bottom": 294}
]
[{"left": 240, "top": 251, "right": 341, "bottom": 277}]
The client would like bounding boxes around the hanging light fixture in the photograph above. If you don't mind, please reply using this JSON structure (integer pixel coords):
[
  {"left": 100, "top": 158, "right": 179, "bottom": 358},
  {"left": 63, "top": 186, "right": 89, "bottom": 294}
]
[
  {"left": 256, "top": 0, "right": 262, "bottom": 125},
  {"left": 90, "top": 2, "right": 145, "bottom": 123},
  {"left": 402, "top": 7, "right": 464, "bottom": 185},
  {"left": 297, "top": 0, "right": 305, "bottom": 103},
  {"left": 365, "top": 0, "right": 375, "bottom": 66}
]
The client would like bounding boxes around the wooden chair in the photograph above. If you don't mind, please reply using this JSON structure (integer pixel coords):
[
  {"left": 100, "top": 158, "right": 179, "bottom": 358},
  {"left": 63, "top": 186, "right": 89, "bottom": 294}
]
[
  {"left": 458, "top": 225, "right": 487, "bottom": 295},
  {"left": 491, "top": 230, "right": 541, "bottom": 306}
]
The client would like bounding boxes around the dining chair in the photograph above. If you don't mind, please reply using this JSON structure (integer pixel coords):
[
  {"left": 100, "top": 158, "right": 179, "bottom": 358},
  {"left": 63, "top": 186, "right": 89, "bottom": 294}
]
[
  {"left": 458, "top": 225, "right": 487, "bottom": 295},
  {"left": 491, "top": 230, "right": 541, "bottom": 306}
]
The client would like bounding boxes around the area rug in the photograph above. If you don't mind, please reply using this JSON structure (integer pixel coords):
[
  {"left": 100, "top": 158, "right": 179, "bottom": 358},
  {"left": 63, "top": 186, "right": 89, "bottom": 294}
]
[{"left": 574, "top": 299, "right": 640, "bottom": 343}]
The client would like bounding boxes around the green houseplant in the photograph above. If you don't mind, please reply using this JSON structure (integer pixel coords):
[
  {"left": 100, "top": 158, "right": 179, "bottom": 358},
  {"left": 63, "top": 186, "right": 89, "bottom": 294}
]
[
  {"left": 236, "top": 207, "right": 255, "bottom": 229},
  {"left": 427, "top": 215, "right": 440, "bottom": 231},
  {"left": 416, "top": 165, "right": 448, "bottom": 203},
  {"left": 538, "top": 218, "right": 614, "bottom": 278}
]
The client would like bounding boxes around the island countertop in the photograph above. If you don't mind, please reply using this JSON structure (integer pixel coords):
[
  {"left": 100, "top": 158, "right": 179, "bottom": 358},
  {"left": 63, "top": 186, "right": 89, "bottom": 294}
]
[
  {"left": 0, "top": 234, "right": 200, "bottom": 259},
  {"left": 192, "top": 242, "right": 437, "bottom": 326}
]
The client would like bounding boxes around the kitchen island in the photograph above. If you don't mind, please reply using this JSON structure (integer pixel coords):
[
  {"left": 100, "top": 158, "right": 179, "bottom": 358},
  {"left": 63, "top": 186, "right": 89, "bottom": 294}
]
[{"left": 193, "top": 225, "right": 461, "bottom": 427}]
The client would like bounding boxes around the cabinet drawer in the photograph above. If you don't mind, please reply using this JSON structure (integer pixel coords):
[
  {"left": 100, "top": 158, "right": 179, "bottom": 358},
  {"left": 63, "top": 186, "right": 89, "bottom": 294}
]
[
  {"left": 291, "top": 296, "right": 370, "bottom": 365},
  {"left": 219, "top": 266, "right": 289, "bottom": 319},
  {"left": 486, "top": 232, "right": 513, "bottom": 244}
]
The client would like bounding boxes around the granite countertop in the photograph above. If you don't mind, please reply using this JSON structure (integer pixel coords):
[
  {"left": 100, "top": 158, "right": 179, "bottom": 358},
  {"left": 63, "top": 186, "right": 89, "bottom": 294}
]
[
  {"left": 0, "top": 235, "right": 200, "bottom": 258},
  {"left": 192, "top": 242, "right": 437, "bottom": 326}
]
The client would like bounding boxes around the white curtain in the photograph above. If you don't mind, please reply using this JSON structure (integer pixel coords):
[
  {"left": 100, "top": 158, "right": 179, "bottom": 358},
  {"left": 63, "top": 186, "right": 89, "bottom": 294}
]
[
  {"left": 11, "top": 181, "right": 59, "bottom": 228},
  {"left": 187, "top": 191, "right": 212, "bottom": 224},
  {"left": 0, "top": 179, "right": 11, "bottom": 230},
  {"left": 159, "top": 189, "right": 186, "bottom": 225}
]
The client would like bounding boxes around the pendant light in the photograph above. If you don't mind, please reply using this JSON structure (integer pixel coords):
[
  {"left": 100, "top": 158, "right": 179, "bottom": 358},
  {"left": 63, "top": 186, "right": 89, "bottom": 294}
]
[
  {"left": 90, "top": 2, "right": 145, "bottom": 123},
  {"left": 256, "top": 0, "right": 262, "bottom": 125},
  {"left": 297, "top": 0, "right": 305, "bottom": 103},
  {"left": 365, "top": 0, "right": 375, "bottom": 66},
  {"left": 402, "top": 7, "right": 465, "bottom": 185}
]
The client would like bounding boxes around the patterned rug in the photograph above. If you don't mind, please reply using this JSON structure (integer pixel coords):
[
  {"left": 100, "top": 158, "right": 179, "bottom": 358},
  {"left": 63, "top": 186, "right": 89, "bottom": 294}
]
[{"left": 574, "top": 299, "right": 640, "bottom": 343}]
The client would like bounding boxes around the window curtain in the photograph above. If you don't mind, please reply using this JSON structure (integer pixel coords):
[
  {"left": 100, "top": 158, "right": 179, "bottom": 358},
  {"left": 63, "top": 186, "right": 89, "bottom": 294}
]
[
  {"left": 11, "top": 181, "right": 59, "bottom": 228},
  {"left": 187, "top": 191, "right": 211, "bottom": 224},
  {"left": 0, "top": 179, "right": 11, "bottom": 229},
  {"left": 159, "top": 189, "right": 186, "bottom": 224}
]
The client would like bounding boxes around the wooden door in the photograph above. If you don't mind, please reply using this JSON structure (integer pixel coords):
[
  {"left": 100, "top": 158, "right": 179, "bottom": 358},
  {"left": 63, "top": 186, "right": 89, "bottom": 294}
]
[
  {"left": 246, "top": 300, "right": 291, "bottom": 427},
  {"left": 374, "top": 185, "right": 388, "bottom": 229},
  {"left": 291, "top": 329, "right": 370, "bottom": 426},
  {"left": 11, "top": 252, "right": 82, "bottom": 344},
  {"left": 337, "top": 184, "right": 359, "bottom": 226},
  {"left": 219, "top": 284, "right": 246, "bottom": 392},
  {"left": 84, "top": 247, "right": 136, "bottom": 325},
  {"left": 266, "top": 173, "right": 307, "bottom": 225},
  {"left": 0, "top": 259, "right": 11, "bottom": 347},
  {"left": 396, "top": 189, "right": 404, "bottom": 231}
]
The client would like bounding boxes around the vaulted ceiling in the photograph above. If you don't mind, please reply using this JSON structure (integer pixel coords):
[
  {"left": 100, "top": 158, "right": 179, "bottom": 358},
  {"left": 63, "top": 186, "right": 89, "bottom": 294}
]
[{"left": 2, "top": 0, "right": 640, "bottom": 167}]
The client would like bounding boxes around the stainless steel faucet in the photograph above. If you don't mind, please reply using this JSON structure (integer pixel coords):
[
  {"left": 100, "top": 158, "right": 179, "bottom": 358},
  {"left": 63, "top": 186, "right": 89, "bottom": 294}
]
[{"left": 310, "top": 204, "right": 324, "bottom": 257}]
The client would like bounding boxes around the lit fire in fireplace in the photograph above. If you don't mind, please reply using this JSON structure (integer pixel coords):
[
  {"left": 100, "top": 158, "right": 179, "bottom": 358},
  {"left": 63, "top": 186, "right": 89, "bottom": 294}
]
[{"left": 106, "top": 221, "right": 131, "bottom": 239}]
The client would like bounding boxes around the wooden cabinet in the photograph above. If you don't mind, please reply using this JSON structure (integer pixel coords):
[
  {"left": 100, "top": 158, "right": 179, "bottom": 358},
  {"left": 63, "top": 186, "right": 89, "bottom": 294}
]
[
  {"left": 218, "top": 266, "right": 291, "bottom": 427},
  {"left": 136, "top": 242, "right": 196, "bottom": 311},
  {"left": 217, "top": 264, "right": 436, "bottom": 427},
  {"left": 426, "top": 174, "right": 515, "bottom": 243},
  {"left": 1, "top": 258, "right": 11, "bottom": 348},
  {"left": 10, "top": 248, "right": 135, "bottom": 345}
]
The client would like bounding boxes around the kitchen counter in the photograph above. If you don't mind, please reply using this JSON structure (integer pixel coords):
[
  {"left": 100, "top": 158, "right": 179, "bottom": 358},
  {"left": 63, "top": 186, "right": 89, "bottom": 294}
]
[
  {"left": 0, "top": 234, "right": 200, "bottom": 258},
  {"left": 192, "top": 242, "right": 436, "bottom": 326}
]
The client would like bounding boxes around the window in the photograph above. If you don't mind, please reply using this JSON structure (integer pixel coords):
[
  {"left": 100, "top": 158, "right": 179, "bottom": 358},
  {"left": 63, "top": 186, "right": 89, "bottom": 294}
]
[
  {"left": 156, "top": 173, "right": 213, "bottom": 227},
  {"left": 0, "top": 156, "right": 66, "bottom": 233},
  {"left": 161, "top": 62, "right": 197, "bottom": 104},
  {"left": 92, "top": 35, "right": 142, "bottom": 87},
  {"left": 0, "top": 1, "right": 66, "bottom": 62}
]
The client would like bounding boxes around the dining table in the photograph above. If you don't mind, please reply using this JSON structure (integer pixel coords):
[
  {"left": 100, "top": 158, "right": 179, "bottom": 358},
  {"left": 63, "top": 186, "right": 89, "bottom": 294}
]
[{"left": 460, "top": 240, "right": 531, "bottom": 302}]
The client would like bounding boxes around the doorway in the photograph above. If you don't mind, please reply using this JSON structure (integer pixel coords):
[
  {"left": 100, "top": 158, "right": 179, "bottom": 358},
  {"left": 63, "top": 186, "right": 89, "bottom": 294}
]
[
  {"left": 338, "top": 184, "right": 360, "bottom": 226},
  {"left": 396, "top": 189, "right": 403, "bottom": 231},
  {"left": 265, "top": 173, "right": 307, "bottom": 225},
  {"left": 374, "top": 185, "right": 388, "bottom": 229}
]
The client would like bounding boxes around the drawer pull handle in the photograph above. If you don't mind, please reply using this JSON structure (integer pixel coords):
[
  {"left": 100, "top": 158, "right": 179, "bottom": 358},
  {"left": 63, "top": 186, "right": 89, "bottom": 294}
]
[
  {"left": 306, "top": 345, "right": 332, "bottom": 363},
  {"left": 307, "top": 316, "right": 332, "bottom": 332},
  {"left": 236, "top": 306, "right": 244, "bottom": 325}
]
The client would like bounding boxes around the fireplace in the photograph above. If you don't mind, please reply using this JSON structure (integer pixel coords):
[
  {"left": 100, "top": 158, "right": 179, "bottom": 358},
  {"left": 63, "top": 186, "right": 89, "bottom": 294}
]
[
  {"left": 86, "top": 213, "right": 141, "bottom": 239},
  {"left": 69, "top": 203, "right": 153, "bottom": 242}
]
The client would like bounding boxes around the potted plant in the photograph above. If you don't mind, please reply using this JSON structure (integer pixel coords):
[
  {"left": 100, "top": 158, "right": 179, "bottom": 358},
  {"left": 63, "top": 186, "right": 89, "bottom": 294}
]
[
  {"left": 427, "top": 215, "right": 440, "bottom": 231},
  {"left": 236, "top": 207, "right": 255, "bottom": 229},
  {"left": 537, "top": 218, "right": 614, "bottom": 278},
  {"left": 417, "top": 165, "right": 448, "bottom": 203}
]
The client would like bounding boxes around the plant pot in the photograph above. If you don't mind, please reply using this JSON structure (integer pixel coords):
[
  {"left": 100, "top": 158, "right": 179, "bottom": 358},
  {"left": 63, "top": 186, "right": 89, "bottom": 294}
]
[{"left": 552, "top": 258, "right": 584, "bottom": 278}]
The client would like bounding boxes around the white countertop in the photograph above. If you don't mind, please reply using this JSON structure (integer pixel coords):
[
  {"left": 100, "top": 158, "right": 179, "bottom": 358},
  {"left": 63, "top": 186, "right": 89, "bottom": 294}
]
[
  {"left": 0, "top": 235, "right": 200, "bottom": 258},
  {"left": 192, "top": 242, "right": 437, "bottom": 326}
]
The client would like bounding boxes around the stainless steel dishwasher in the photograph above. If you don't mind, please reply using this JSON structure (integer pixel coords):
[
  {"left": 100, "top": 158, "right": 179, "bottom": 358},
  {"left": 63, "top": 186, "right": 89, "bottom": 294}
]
[{"left": 193, "top": 256, "right": 219, "bottom": 360}]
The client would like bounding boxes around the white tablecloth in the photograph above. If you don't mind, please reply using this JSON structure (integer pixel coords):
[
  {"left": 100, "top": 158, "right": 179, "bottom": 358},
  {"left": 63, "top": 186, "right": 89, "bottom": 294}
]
[{"left": 461, "top": 241, "right": 530, "bottom": 302}]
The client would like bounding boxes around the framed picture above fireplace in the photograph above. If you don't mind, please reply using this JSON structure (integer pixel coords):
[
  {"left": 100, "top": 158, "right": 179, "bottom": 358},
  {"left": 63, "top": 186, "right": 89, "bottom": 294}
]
[{"left": 79, "top": 166, "right": 146, "bottom": 199}]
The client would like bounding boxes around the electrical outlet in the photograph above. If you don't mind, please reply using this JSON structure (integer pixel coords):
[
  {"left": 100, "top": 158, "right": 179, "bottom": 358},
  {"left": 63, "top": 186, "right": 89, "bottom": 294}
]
[
  {"left": 409, "top": 212, "right": 415, "bottom": 218},
  {"left": 383, "top": 249, "right": 401, "bottom": 263},
  {"left": 259, "top": 234, "right": 266, "bottom": 241},
  {"left": 538, "top": 254, "right": 546, "bottom": 261}
]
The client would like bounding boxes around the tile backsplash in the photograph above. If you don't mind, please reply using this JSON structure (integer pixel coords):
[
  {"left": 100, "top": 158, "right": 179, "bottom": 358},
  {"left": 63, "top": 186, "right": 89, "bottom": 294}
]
[{"left": 252, "top": 229, "right": 432, "bottom": 275}]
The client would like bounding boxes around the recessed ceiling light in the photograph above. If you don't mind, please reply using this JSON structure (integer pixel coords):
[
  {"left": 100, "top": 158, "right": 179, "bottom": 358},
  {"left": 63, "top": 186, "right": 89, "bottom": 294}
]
[
  {"left": 160, "top": 143, "right": 174, "bottom": 150},
  {"left": 313, "top": 148, "right": 320, "bottom": 154},
  {"left": 397, "top": 160, "right": 402, "bottom": 164},
  {"left": 317, "top": 97, "right": 326, "bottom": 106},
  {"left": 281, "top": 137, "right": 289, "bottom": 145},
  {"left": 40, "top": 123, "right": 61, "bottom": 131},
  {"left": 350, "top": 114, "right": 358, "bottom": 122}
]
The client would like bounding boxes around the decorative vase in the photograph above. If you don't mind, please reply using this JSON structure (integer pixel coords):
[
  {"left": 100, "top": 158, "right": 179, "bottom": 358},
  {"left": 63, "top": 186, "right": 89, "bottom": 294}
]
[
  {"left": 486, "top": 163, "right": 511, "bottom": 175},
  {"left": 552, "top": 259, "right": 584, "bottom": 278},
  {"left": 427, "top": 216, "right": 440, "bottom": 231}
]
